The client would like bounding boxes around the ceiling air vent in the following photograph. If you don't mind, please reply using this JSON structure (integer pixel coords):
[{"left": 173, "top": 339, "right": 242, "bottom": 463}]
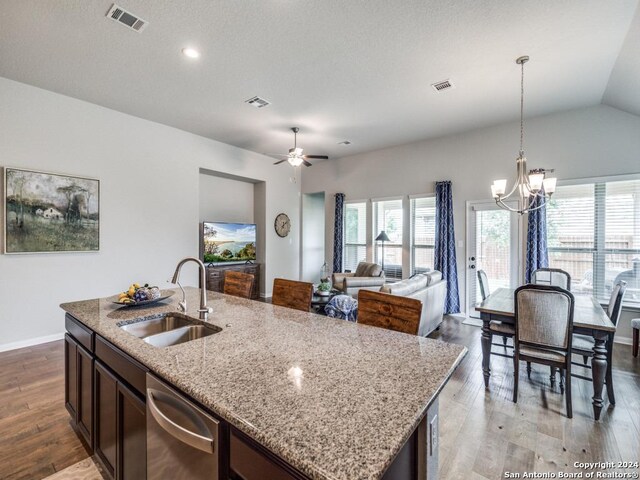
[
  {"left": 245, "top": 96, "right": 271, "bottom": 108},
  {"left": 106, "top": 4, "right": 148, "bottom": 32},
  {"left": 431, "top": 79, "right": 454, "bottom": 92}
]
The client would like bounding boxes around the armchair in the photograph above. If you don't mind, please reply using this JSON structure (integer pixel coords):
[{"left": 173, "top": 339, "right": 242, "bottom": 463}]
[{"left": 332, "top": 262, "right": 385, "bottom": 297}]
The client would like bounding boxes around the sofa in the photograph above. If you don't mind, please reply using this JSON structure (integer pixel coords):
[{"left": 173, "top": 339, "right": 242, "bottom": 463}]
[
  {"left": 332, "top": 262, "right": 386, "bottom": 297},
  {"left": 380, "top": 271, "right": 446, "bottom": 337}
]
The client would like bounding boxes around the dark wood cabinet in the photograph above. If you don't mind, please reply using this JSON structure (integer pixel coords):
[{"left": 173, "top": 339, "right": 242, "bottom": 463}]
[
  {"left": 95, "top": 361, "right": 118, "bottom": 479},
  {"left": 230, "top": 429, "right": 303, "bottom": 480},
  {"left": 94, "top": 359, "right": 147, "bottom": 480},
  {"left": 205, "top": 264, "right": 261, "bottom": 299},
  {"left": 77, "top": 344, "right": 94, "bottom": 447},
  {"left": 64, "top": 332, "right": 94, "bottom": 450},
  {"left": 64, "top": 334, "right": 78, "bottom": 419}
]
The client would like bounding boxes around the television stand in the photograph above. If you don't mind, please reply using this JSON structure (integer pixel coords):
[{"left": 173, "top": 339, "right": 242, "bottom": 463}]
[{"left": 202, "top": 263, "right": 261, "bottom": 300}]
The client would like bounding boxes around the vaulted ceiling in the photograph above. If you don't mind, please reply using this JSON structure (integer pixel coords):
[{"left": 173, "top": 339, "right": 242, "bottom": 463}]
[{"left": 1, "top": 1, "right": 638, "bottom": 161}]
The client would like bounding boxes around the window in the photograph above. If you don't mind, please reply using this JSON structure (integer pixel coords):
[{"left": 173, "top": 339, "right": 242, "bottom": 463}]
[
  {"left": 411, "top": 196, "right": 436, "bottom": 275},
  {"left": 373, "top": 199, "right": 403, "bottom": 280},
  {"left": 547, "top": 178, "right": 640, "bottom": 306},
  {"left": 343, "top": 202, "right": 367, "bottom": 273}
]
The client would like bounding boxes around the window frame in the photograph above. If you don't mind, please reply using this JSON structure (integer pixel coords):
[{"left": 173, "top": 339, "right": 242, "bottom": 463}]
[
  {"left": 372, "top": 196, "right": 404, "bottom": 280},
  {"left": 342, "top": 200, "right": 368, "bottom": 273},
  {"left": 547, "top": 174, "right": 640, "bottom": 307},
  {"left": 410, "top": 193, "right": 436, "bottom": 275}
]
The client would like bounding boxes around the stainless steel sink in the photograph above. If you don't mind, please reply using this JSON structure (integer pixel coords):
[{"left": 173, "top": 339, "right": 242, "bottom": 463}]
[
  {"left": 144, "top": 325, "right": 219, "bottom": 348},
  {"left": 118, "top": 313, "right": 221, "bottom": 347},
  {"left": 120, "top": 313, "right": 195, "bottom": 338}
]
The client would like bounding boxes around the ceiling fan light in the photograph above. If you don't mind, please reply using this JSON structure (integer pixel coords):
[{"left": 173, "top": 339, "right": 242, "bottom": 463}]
[{"left": 288, "top": 156, "right": 303, "bottom": 167}]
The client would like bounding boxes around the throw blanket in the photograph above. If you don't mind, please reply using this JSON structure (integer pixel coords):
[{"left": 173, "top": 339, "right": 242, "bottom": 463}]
[{"left": 324, "top": 295, "right": 358, "bottom": 322}]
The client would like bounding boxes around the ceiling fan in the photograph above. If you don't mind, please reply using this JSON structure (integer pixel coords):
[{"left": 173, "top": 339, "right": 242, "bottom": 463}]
[{"left": 271, "top": 127, "right": 328, "bottom": 167}]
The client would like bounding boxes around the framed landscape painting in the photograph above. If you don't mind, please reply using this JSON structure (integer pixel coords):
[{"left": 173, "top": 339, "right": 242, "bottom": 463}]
[{"left": 4, "top": 167, "right": 100, "bottom": 253}]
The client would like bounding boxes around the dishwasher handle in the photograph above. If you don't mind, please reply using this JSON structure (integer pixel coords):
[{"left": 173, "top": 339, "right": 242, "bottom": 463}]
[{"left": 147, "top": 388, "right": 215, "bottom": 454}]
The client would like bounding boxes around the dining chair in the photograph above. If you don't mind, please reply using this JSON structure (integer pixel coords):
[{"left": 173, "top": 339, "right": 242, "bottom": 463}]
[
  {"left": 513, "top": 284, "right": 575, "bottom": 418},
  {"left": 477, "top": 270, "right": 490, "bottom": 301},
  {"left": 633, "top": 317, "right": 640, "bottom": 358},
  {"left": 223, "top": 270, "right": 255, "bottom": 299},
  {"left": 569, "top": 281, "right": 626, "bottom": 404},
  {"left": 271, "top": 278, "right": 314, "bottom": 312},
  {"left": 477, "top": 270, "right": 513, "bottom": 351},
  {"left": 531, "top": 268, "right": 571, "bottom": 291},
  {"left": 357, "top": 290, "right": 422, "bottom": 335}
]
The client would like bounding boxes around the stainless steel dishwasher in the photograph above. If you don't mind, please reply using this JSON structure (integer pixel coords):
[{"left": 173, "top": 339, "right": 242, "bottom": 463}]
[{"left": 146, "top": 373, "right": 220, "bottom": 479}]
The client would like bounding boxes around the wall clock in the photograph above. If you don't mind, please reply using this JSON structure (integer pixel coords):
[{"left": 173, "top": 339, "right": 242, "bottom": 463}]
[{"left": 274, "top": 213, "right": 291, "bottom": 238}]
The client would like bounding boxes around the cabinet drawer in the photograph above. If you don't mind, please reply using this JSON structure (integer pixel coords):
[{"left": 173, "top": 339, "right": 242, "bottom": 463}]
[
  {"left": 66, "top": 314, "right": 94, "bottom": 352},
  {"left": 95, "top": 336, "right": 148, "bottom": 397},
  {"left": 230, "top": 429, "right": 300, "bottom": 480}
]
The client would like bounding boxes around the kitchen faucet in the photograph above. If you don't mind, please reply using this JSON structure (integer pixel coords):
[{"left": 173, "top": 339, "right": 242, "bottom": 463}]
[{"left": 170, "top": 257, "right": 212, "bottom": 320}]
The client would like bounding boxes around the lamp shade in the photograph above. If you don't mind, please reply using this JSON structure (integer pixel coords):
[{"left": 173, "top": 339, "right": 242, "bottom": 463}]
[{"left": 375, "top": 231, "right": 390, "bottom": 242}]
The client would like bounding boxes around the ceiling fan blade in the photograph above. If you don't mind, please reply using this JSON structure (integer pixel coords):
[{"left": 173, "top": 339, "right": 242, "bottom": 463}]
[
  {"left": 302, "top": 160, "right": 313, "bottom": 167},
  {"left": 273, "top": 159, "right": 288, "bottom": 165},
  {"left": 303, "top": 155, "right": 329, "bottom": 160},
  {"left": 265, "top": 153, "right": 288, "bottom": 156}
]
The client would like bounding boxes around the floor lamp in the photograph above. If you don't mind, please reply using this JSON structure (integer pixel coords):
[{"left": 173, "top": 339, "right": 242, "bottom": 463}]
[{"left": 375, "top": 231, "right": 390, "bottom": 272}]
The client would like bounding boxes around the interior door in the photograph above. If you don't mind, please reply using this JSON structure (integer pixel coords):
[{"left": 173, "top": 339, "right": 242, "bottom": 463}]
[{"left": 466, "top": 201, "right": 520, "bottom": 318}]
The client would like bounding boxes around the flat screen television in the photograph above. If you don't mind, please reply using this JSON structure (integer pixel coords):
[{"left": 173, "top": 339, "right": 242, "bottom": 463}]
[{"left": 202, "top": 222, "right": 257, "bottom": 264}]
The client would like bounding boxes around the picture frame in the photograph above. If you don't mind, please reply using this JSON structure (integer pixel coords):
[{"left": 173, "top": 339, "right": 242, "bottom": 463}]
[{"left": 3, "top": 167, "right": 100, "bottom": 254}]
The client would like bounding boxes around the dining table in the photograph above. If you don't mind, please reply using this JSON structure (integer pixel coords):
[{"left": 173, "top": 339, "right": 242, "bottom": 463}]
[{"left": 476, "top": 287, "right": 616, "bottom": 421}]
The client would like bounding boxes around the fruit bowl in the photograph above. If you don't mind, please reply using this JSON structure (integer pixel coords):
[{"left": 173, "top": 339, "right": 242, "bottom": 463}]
[{"left": 113, "top": 283, "right": 174, "bottom": 308}]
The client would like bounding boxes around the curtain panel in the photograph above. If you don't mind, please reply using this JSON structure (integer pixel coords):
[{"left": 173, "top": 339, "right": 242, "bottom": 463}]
[
  {"left": 525, "top": 191, "right": 549, "bottom": 283},
  {"left": 434, "top": 181, "right": 460, "bottom": 314},
  {"left": 332, "top": 193, "right": 346, "bottom": 273}
]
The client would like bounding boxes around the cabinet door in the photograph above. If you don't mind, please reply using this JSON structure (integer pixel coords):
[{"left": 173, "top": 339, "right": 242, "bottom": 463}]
[
  {"left": 95, "top": 361, "right": 118, "bottom": 479},
  {"left": 76, "top": 344, "right": 94, "bottom": 449},
  {"left": 64, "top": 334, "right": 78, "bottom": 420},
  {"left": 117, "top": 382, "right": 146, "bottom": 480}
]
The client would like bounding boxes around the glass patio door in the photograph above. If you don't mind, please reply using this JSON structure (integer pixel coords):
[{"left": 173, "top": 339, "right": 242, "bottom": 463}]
[{"left": 466, "top": 201, "right": 520, "bottom": 318}]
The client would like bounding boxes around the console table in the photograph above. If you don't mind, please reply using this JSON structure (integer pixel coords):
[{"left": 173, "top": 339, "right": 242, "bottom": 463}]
[{"left": 204, "top": 263, "right": 261, "bottom": 299}]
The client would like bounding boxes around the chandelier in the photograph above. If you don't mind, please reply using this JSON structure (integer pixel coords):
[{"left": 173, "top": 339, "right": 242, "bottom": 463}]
[{"left": 491, "top": 56, "right": 557, "bottom": 214}]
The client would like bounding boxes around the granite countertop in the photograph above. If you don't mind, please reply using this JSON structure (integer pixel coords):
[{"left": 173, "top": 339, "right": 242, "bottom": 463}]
[{"left": 61, "top": 287, "right": 467, "bottom": 480}]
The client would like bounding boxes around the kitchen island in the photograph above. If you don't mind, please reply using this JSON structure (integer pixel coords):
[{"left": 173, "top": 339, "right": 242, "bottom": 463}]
[{"left": 61, "top": 287, "right": 466, "bottom": 480}]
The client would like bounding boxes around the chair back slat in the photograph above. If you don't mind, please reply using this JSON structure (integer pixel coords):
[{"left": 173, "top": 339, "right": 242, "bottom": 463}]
[
  {"left": 357, "top": 290, "right": 422, "bottom": 335},
  {"left": 531, "top": 268, "right": 571, "bottom": 290},
  {"left": 607, "top": 281, "right": 627, "bottom": 326},
  {"left": 515, "top": 285, "right": 574, "bottom": 350},
  {"left": 223, "top": 270, "right": 255, "bottom": 299},
  {"left": 272, "top": 278, "right": 313, "bottom": 312},
  {"left": 477, "top": 270, "right": 490, "bottom": 301}
]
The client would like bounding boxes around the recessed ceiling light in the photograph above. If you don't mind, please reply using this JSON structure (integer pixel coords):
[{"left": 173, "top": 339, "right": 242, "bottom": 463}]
[{"left": 181, "top": 48, "right": 200, "bottom": 59}]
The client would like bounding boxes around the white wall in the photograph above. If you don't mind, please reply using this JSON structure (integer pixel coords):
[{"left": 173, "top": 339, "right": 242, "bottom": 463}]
[
  {"left": 199, "top": 173, "right": 255, "bottom": 224},
  {"left": 302, "top": 104, "right": 640, "bottom": 338},
  {"left": 301, "top": 192, "right": 326, "bottom": 282},
  {"left": 0, "top": 77, "right": 300, "bottom": 350}
]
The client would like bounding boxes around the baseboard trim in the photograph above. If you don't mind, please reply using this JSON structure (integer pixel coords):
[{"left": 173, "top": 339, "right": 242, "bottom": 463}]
[
  {"left": 615, "top": 336, "right": 632, "bottom": 346},
  {"left": 0, "top": 333, "right": 65, "bottom": 353}
]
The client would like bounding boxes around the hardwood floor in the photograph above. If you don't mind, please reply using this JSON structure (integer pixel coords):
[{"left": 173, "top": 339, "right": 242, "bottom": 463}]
[
  {"left": 0, "top": 341, "right": 90, "bottom": 480},
  {"left": 431, "top": 316, "right": 640, "bottom": 480},
  {"left": 0, "top": 318, "right": 638, "bottom": 480}
]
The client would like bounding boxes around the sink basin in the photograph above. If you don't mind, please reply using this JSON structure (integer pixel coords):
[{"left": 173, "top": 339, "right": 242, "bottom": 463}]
[
  {"left": 144, "top": 325, "right": 219, "bottom": 348},
  {"left": 119, "top": 313, "right": 221, "bottom": 347},
  {"left": 120, "top": 313, "right": 195, "bottom": 338}
]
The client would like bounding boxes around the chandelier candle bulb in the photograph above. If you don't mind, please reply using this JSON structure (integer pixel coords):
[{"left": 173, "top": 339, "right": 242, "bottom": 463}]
[
  {"left": 528, "top": 173, "right": 544, "bottom": 191},
  {"left": 494, "top": 179, "right": 507, "bottom": 196},
  {"left": 543, "top": 177, "right": 557, "bottom": 194}
]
